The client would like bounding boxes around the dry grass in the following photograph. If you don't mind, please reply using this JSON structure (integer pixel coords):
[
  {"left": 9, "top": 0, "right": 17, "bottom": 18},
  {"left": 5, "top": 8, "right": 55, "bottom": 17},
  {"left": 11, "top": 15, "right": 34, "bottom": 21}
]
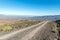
[
  {"left": 0, "top": 18, "right": 23, "bottom": 26},
  {"left": 0, "top": 20, "right": 41, "bottom": 32}
]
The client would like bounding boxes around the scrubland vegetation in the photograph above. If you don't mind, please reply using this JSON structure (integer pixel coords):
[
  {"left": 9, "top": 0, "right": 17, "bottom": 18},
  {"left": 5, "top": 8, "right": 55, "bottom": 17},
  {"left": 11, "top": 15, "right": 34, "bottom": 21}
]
[
  {"left": 50, "top": 21, "right": 58, "bottom": 40},
  {"left": 0, "top": 20, "right": 41, "bottom": 32},
  {"left": 49, "top": 20, "right": 60, "bottom": 40},
  {"left": 55, "top": 20, "right": 60, "bottom": 40}
]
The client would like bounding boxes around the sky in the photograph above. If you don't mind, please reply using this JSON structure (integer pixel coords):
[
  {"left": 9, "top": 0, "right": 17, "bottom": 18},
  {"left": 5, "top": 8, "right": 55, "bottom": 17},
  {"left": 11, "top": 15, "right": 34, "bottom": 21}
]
[{"left": 0, "top": 0, "right": 60, "bottom": 16}]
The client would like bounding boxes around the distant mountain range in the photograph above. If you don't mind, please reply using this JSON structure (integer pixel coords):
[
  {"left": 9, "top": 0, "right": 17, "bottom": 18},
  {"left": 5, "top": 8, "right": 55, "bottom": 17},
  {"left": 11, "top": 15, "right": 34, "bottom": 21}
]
[
  {"left": 29, "top": 15, "right": 60, "bottom": 20},
  {"left": 0, "top": 15, "right": 60, "bottom": 20}
]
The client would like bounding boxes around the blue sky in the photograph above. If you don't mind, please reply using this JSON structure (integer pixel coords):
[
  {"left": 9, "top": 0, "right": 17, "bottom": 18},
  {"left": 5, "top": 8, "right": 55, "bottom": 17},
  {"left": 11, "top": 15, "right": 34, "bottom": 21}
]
[{"left": 0, "top": 0, "right": 60, "bottom": 16}]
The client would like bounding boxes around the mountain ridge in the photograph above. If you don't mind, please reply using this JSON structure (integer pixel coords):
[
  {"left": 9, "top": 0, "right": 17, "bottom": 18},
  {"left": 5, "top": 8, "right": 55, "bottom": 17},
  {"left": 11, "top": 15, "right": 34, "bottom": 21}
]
[{"left": 0, "top": 15, "right": 60, "bottom": 20}]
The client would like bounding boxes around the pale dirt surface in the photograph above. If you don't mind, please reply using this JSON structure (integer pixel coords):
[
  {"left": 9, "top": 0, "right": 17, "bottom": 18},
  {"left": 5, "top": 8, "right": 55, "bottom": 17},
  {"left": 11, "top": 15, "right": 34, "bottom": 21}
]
[
  {"left": 20, "top": 21, "right": 48, "bottom": 40},
  {"left": 29, "top": 21, "right": 56, "bottom": 40},
  {"left": 0, "top": 21, "right": 45, "bottom": 40},
  {"left": 0, "top": 21, "right": 57, "bottom": 40}
]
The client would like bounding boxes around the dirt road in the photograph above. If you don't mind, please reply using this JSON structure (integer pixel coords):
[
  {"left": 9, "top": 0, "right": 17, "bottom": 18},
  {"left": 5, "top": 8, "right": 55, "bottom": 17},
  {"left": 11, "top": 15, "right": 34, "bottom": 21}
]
[{"left": 0, "top": 21, "right": 55, "bottom": 40}]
